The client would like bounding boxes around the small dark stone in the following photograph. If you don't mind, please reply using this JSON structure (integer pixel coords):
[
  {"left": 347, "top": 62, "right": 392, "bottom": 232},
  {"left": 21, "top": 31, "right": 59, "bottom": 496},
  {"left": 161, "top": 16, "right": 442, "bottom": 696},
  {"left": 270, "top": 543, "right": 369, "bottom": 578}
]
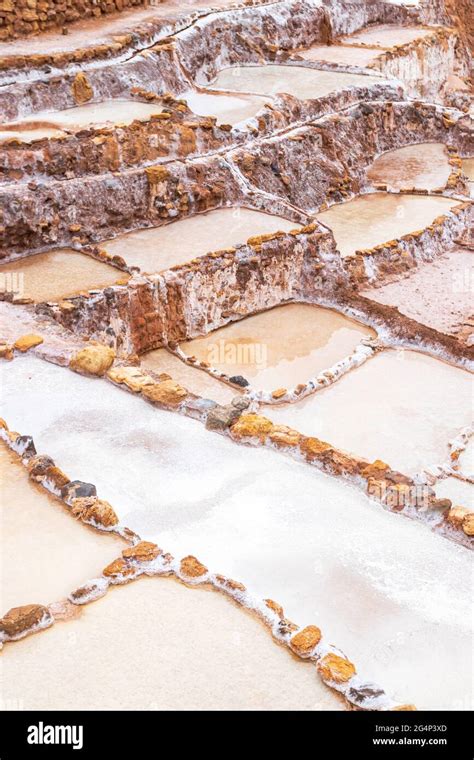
[
  {"left": 348, "top": 683, "right": 385, "bottom": 705},
  {"left": 229, "top": 375, "right": 249, "bottom": 387},
  {"left": 360, "top": 104, "right": 374, "bottom": 116},
  {"left": 61, "top": 480, "right": 97, "bottom": 505},
  {"left": 205, "top": 404, "right": 241, "bottom": 432},
  {"left": 14, "top": 435, "right": 37, "bottom": 458}
]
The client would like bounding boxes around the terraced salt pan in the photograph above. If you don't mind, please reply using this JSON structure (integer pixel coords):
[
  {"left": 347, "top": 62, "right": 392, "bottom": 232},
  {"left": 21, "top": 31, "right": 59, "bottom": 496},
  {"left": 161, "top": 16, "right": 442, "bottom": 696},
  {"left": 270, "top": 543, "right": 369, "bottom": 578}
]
[
  {"left": 360, "top": 249, "right": 474, "bottom": 337},
  {"left": 141, "top": 348, "right": 238, "bottom": 404},
  {"left": 0, "top": 250, "right": 128, "bottom": 303},
  {"left": 101, "top": 208, "right": 299, "bottom": 272},
  {"left": 0, "top": 579, "right": 342, "bottom": 711},
  {"left": 367, "top": 143, "right": 451, "bottom": 191},
  {"left": 268, "top": 350, "right": 473, "bottom": 476},
  {"left": 435, "top": 478, "right": 473, "bottom": 510},
  {"left": 2, "top": 101, "right": 163, "bottom": 140},
  {"left": 296, "top": 45, "right": 382, "bottom": 67},
  {"left": 181, "top": 89, "right": 269, "bottom": 126},
  {"left": 0, "top": 356, "right": 472, "bottom": 709},
  {"left": 179, "top": 303, "right": 375, "bottom": 391},
  {"left": 207, "top": 65, "right": 378, "bottom": 100},
  {"left": 0, "top": 443, "right": 124, "bottom": 612},
  {"left": 316, "top": 193, "right": 458, "bottom": 258},
  {"left": 0, "top": 126, "right": 64, "bottom": 143},
  {"left": 341, "top": 24, "right": 431, "bottom": 48}
]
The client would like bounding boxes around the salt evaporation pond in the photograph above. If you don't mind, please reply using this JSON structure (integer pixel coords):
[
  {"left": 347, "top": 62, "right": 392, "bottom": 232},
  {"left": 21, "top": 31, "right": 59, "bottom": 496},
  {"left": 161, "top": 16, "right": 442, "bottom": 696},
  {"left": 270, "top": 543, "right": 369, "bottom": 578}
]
[
  {"left": 341, "top": 24, "right": 430, "bottom": 48},
  {"left": 296, "top": 45, "right": 382, "bottom": 67},
  {"left": 435, "top": 477, "right": 473, "bottom": 510},
  {"left": 101, "top": 208, "right": 299, "bottom": 272},
  {"left": 2, "top": 100, "right": 163, "bottom": 141},
  {"left": 179, "top": 303, "right": 375, "bottom": 391},
  {"left": 0, "top": 579, "right": 342, "bottom": 711},
  {"left": 316, "top": 193, "right": 458, "bottom": 258},
  {"left": 0, "top": 442, "right": 124, "bottom": 611},
  {"left": 0, "top": 356, "right": 472, "bottom": 709},
  {"left": 367, "top": 143, "right": 451, "bottom": 191},
  {"left": 0, "top": 250, "right": 128, "bottom": 303},
  {"left": 141, "top": 348, "right": 238, "bottom": 404},
  {"left": 181, "top": 89, "right": 269, "bottom": 126},
  {"left": 0, "top": 126, "right": 64, "bottom": 143},
  {"left": 268, "top": 350, "right": 472, "bottom": 476},
  {"left": 361, "top": 249, "right": 474, "bottom": 336},
  {"left": 207, "top": 65, "right": 378, "bottom": 100}
]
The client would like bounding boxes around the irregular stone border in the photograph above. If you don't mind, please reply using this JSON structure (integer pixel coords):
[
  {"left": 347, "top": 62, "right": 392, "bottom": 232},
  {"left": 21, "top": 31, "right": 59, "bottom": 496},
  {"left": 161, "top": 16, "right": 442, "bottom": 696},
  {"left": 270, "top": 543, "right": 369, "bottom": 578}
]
[
  {"left": 0, "top": 421, "right": 415, "bottom": 711},
  {"left": 167, "top": 332, "right": 381, "bottom": 402}
]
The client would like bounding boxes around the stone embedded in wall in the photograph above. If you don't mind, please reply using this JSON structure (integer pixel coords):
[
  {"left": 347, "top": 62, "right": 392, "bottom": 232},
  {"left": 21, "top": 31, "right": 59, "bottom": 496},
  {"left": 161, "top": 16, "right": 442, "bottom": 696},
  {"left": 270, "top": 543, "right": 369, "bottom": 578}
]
[
  {"left": 318, "top": 653, "right": 357, "bottom": 683},
  {"left": 0, "top": 604, "right": 53, "bottom": 641},
  {"left": 70, "top": 344, "right": 116, "bottom": 377},
  {"left": 70, "top": 496, "right": 119, "bottom": 529},
  {"left": 71, "top": 73, "right": 93, "bottom": 106},
  {"left": 289, "top": 625, "right": 322, "bottom": 657}
]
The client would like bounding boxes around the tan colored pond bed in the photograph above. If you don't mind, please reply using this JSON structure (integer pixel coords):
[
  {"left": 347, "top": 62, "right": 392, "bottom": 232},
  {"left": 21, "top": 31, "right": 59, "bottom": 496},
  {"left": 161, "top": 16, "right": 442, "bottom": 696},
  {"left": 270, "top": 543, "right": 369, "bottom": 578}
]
[
  {"left": 0, "top": 249, "right": 128, "bottom": 303},
  {"left": 101, "top": 208, "right": 299, "bottom": 273},
  {"left": 2, "top": 100, "right": 163, "bottom": 141},
  {"left": 181, "top": 89, "right": 269, "bottom": 126},
  {"left": 296, "top": 45, "right": 382, "bottom": 67},
  {"left": 179, "top": 303, "right": 375, "bottom": 391},
  {"left": 361, "top": 249, "right": 474, "bottom": 337},
  {"left": 207, "top": 65, "right": 377, "bottom": 100},
  {"left": 0, "top": 442, "right": 124, "bottom": 612},
  {"left": 341, "top": 24, "right": 431, "bottom": 48},
  {"left": 316, "top": 193, "right": 458, "bottom": 258},
  {"left": 367, "top": 143, "right": 451, "bottom": 191},
  {"left": 0, "top": 579, "right": 342, "bottom": 710},
  {"left": 268, "top": 350, "right": 472, "bottom": 475}
]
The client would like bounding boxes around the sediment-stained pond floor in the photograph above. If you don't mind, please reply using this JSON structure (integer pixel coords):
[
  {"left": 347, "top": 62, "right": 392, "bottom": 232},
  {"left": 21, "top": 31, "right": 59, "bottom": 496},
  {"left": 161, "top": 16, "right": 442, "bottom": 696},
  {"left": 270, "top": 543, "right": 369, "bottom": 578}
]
[
  {"left": 0, "top": 356, "right": 472, "bottom": 710},
  {"left": 367, "top": 143, "right": 452, "bottom": 191},
  {"left": 268, "top": 350, "right": 472, "bottom": 475},
  {"left": 100, "top": 208, "right": 300, "bottom": 273},
  {"left": 0, "top": 250, "right": 128, "bottom": 303},
  {"left": 207, "top": 65, "right": 378, "bottom": 99},
  {"left": 0, "top": 579, "right": 343, "bottom": 711},
  {"left": 316, "top": 193, "right": 459, "bottom": 258},
  {"left": 179, "top": 303, "right": 375, "bottom": 391},
  {"left": 0, "top": 442, "right": 124, "bottom": 611}
]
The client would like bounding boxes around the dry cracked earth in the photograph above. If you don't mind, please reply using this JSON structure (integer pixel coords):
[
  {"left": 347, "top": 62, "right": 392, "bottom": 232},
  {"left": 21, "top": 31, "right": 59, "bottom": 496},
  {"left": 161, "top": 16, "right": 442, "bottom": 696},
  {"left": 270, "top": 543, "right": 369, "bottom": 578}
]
[{"left": 0, "top": 0, "right": 473, "bottom": 712}]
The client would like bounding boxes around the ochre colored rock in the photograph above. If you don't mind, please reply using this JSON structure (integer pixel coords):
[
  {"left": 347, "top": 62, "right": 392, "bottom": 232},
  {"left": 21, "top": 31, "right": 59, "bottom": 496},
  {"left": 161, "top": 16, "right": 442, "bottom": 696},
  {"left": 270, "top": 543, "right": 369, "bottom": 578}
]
[
  {"left": 103, "top": 558, "right": 136, "bottom": 579},
  {"left": 13, "top": 334, "right": 44, "bottom": 352},
  {"left": 360, "top": 460, "right": 391, "bottom": 479},
  {"left": 0, "top": 604, "right": 52, "bottom": 639},
  {"left": 72, "top": 72, "right": 93, "bottom": 104},
  {"left": 462, "top": 513, "right": 474, "bottom": 536},
  {"left": 446, "top": 505, "right": 470, "bottom": 529},
  {"left": 271, "top": 387, "right": 287, "bottom": 400},
  {"left": 215, "top": 575, "right": 246, "bottom": 593},
  {"left": 180, "top": 555, "right": 208, "bottom": 579},
  {"left": 70, "top": 344, "right": 115, "bottom": 376},
  {"left": 230, "top": 413, "right": 274, "bottom": 442},
  {"left": 268, "top": 425, "right": 301, "bottom": 448},
  {"left": 290, "top": 625, "right": 322, "bottom": 656},
  {"left": 393, "top": 704, "right": 418, "bottom": 711},
  {"left": 300, "top": 436, "right": 333, "bottom": 461},
  {"left": 122, "top": 541, "right": 162, "bottom": 562},
  {"left": 142, "top": 380, "right": 188, "bottom": 409},
  {"left": 318, "top": 653, "right": 356, "bottom": 682},
  {"left": 71, "top": 497, "right": 118, "bottom": 528},
  {"left": 43, "top": 466, "right": 71, "bottom": 491},
  {"left": 107, "top": 366, "right": 155, "bottom": 393},
  {"left": 27, "top": 454, "right": 55, "bottom": 479},
  {"left": 0, "top": 344, "right": 14, "bottom": 360},
  {"left": 265, "top": 598, "right": 284, "bottom": 618}
]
